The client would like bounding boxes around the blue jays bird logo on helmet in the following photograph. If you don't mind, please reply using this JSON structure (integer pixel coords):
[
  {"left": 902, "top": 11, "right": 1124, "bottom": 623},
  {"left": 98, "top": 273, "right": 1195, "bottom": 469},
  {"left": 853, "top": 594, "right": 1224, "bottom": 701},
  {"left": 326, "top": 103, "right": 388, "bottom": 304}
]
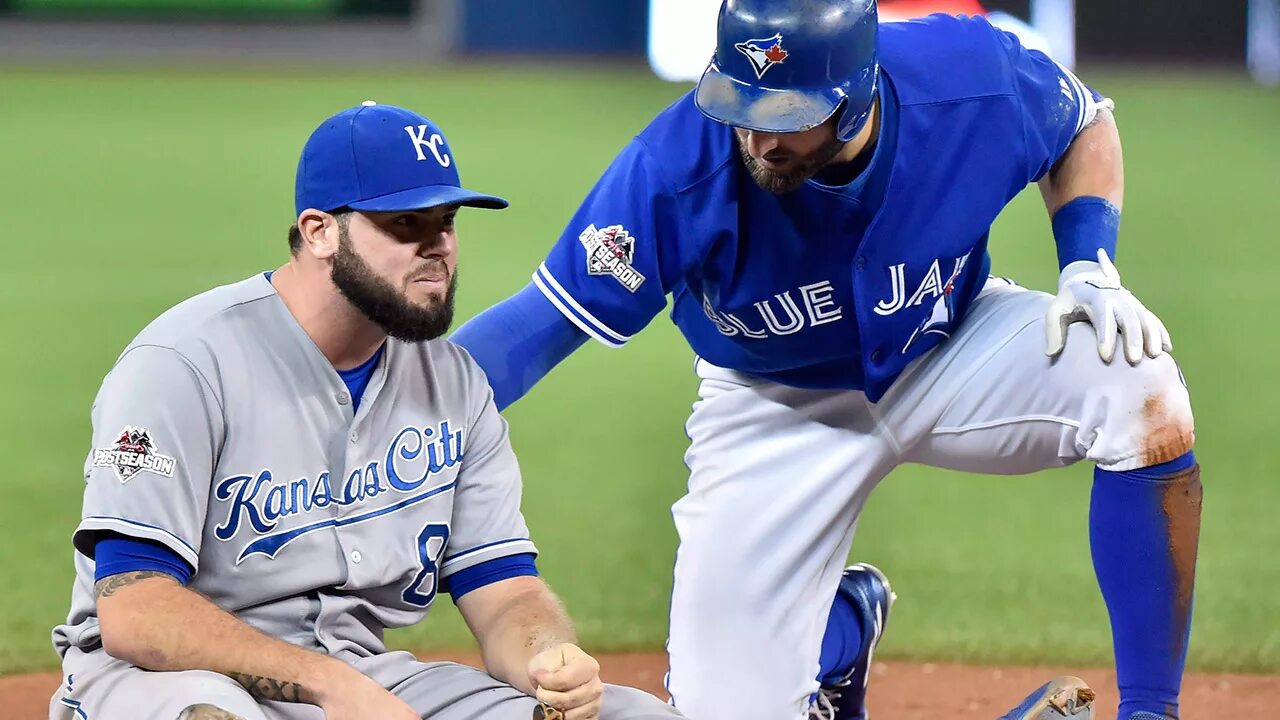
[
  {"left": 696, "top": 0, "right": 880, "bottom": 142},
  {"left": 734, "top": 33, "right": 789, "bottom": 79}
]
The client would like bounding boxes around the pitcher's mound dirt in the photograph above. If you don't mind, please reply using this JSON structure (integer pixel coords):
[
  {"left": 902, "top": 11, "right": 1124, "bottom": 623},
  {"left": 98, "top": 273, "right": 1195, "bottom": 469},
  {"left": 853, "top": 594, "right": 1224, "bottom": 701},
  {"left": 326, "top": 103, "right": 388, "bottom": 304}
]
[{"left": 6, "top": 651, "right": 1277, "bottom": 719}]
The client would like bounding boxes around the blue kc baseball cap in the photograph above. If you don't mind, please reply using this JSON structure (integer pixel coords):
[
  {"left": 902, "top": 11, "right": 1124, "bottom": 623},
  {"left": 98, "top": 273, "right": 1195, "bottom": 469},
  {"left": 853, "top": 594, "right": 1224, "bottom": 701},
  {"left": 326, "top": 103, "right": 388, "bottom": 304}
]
[{"left": 295, "top": 101, "right": 508, "bottom": 216}]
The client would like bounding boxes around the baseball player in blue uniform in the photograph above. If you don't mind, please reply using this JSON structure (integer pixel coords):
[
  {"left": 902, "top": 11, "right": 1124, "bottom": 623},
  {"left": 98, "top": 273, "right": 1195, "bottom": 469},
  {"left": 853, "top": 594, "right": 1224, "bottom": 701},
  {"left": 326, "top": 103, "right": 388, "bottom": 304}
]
[
  {"left": 50, "top": 102, "right": 683, "bottom": 720},
  {"left": 453, "top": 2, "right": 1200, "bottom": 719}
]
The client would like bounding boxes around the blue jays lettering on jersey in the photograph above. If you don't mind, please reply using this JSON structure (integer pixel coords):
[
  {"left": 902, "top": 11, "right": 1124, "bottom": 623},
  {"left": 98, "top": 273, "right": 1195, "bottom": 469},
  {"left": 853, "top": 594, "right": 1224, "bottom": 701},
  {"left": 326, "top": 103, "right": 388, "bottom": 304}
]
[{"left": 534, "top": 14, "right": 1101, "bottom": 401}]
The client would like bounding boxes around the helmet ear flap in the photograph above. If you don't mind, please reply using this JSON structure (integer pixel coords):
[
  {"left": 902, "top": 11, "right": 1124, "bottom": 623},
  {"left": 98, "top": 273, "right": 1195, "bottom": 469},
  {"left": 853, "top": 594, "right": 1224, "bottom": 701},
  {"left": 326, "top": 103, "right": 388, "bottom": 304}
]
[
  {"left": 831, "top": 98, "right": 855, "bottom": 142},
  {"left": 835, "top": 71, "right": 880, "bottom": 142}
]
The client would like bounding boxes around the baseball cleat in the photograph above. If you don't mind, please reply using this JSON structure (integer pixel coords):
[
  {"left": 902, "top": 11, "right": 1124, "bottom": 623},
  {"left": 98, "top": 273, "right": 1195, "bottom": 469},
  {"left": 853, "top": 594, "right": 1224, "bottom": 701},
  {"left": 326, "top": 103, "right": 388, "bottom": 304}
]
[
  {"left": 809, "top": 563, "right": 897, "bottom": 719},
  {"left": 997, "top": 676, "right": 1096, "bottom": 720}
]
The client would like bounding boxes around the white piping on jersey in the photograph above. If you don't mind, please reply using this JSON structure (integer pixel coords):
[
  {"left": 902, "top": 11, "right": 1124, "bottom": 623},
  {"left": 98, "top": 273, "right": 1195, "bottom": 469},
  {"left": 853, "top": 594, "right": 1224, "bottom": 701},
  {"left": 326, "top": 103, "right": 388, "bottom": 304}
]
[
  {"left": 441, "top": 537, "right": 535, "bottom": 572},
  {"left": 533, "top": 263, "right": 631, "bottom": 348},
  {"left": 534, "top": 272, "right": 622, "bottom": 348},
  {"left": 59, "top": 697, "right": 89, "bottom": 720},
  {"left": 932, "top": 414, "right": 1082, "bottom": 435},
  {"left": 78, "top": 516, "right": 200, "bottom": 570},
  {"left": 1054, "top": 59, "right": 1102, "bottom": 136}
]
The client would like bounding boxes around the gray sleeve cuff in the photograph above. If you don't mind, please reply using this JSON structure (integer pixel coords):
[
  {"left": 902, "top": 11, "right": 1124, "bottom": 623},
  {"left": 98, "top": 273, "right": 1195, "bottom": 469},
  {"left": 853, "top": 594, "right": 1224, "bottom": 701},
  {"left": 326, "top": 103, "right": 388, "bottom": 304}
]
[
  {"left": 73, "top": 516, "right": 200, "bottom": 571},
  {"left": 439, "top": 538, "right": 538, "bottom": 578}
]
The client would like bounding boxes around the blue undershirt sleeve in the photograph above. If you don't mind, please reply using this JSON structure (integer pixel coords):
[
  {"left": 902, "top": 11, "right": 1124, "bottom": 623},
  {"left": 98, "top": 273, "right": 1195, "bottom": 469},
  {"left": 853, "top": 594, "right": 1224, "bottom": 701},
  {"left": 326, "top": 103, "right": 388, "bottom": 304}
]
[
  {"left": 451, "top": 283, "right": 588, "bottom": 411},
  {"left": 93, "top": 535, "right": 194, "bottom": 585},
  {"left": 444, "top": 553, "right": 539, "bottom": 602}
]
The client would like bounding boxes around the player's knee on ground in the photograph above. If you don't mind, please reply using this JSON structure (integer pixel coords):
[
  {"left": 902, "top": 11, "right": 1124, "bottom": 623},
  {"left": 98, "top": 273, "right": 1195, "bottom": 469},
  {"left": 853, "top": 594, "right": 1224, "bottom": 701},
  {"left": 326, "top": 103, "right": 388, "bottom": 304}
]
[{"left": 178, "top": 704, "right": 247, "bottom": 720}]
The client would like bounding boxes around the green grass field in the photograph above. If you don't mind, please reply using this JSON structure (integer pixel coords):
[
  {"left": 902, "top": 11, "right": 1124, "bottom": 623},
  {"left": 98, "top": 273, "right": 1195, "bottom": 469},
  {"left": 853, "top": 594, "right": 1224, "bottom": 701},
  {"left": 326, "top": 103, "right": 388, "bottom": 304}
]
[{"left": 1, "top": 65, "right": 1276, "bottom": 676}]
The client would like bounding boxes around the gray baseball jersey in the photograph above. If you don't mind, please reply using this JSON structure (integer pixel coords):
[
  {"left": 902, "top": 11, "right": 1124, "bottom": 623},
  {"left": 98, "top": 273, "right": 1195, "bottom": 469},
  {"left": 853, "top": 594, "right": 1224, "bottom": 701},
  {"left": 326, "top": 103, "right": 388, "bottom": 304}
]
[{"left": 54, "top": 272, "right": 536, "bottom": 660}]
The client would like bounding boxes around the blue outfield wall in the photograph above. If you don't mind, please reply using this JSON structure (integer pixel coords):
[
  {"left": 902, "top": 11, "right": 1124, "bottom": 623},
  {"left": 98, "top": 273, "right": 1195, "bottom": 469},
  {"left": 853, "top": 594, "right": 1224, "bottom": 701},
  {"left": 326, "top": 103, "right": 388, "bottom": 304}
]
[{"left": 460, "top": 0, "right": 648, "bottom": 56}]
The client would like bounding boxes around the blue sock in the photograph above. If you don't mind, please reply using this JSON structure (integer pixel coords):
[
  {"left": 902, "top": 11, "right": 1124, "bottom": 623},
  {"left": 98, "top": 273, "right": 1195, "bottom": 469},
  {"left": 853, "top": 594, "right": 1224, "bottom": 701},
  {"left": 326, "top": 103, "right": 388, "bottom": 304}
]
[
  {"left": 1091, "top": 451, "right": 1202, "bottom": 720},
  {"left": 817, "top": 588, "right": 864, "bottom": 685}
]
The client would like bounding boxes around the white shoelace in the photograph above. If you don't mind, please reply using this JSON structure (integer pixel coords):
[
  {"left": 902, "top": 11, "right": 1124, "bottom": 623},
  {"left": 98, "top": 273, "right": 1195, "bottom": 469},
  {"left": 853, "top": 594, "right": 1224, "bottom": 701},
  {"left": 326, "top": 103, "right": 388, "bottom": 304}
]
[{"left": 808, "top": 686, "right": 842, "bottom": 720}]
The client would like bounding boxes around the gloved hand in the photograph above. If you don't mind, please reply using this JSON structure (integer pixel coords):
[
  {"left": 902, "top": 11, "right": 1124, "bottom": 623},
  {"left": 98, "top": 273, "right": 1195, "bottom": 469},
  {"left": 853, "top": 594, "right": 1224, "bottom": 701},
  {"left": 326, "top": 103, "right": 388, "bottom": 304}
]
[{"left": 1045, "top": 249, "right": 1172, "bottom": 365}]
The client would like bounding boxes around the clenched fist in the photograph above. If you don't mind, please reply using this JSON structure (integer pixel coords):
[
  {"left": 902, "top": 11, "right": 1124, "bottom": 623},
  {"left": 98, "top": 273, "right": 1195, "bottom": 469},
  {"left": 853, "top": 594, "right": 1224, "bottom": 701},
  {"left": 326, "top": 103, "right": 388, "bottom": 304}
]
[{"left": 528, "top": 643, "right": 604, "bottom": 720}]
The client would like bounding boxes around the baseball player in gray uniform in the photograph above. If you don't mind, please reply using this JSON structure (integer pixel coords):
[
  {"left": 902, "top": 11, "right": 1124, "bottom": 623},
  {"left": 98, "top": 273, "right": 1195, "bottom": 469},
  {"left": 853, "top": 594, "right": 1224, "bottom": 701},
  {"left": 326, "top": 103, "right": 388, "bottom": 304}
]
[{"left": 49, "top": 101, "right": 683, "bottom": 720}]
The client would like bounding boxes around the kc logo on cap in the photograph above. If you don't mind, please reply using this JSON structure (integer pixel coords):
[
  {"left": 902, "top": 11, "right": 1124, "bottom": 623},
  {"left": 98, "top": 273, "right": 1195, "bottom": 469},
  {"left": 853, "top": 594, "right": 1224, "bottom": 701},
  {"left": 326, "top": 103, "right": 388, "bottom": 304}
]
[{"left": 404, "top": 125, "right": 452, "bottom": 168}]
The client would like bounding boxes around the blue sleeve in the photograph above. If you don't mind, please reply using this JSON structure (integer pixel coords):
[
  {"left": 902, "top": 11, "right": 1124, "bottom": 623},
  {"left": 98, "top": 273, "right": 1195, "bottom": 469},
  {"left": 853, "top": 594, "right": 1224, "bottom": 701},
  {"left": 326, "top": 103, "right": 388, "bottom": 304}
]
[
  {"left": 451, "top": 283, "right": 589, "bottom": 411},
  {"left": 993, "top": 24, "right": 1108, "bottom": 182},
  {"left": 444, "top": 552, "right": 538, "bottom": 602},
  {"left": 533, "top": 138, "right": 681, "bottom": 347},
  {"left": 94, "top": 535, "right": 194, "bottom": 585}
]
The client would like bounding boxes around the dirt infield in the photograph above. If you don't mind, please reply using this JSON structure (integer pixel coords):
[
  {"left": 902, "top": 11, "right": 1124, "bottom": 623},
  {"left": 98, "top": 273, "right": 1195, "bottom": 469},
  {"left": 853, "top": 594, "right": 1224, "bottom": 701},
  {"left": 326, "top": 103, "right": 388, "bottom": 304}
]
[{"left": 6, "top": 651, "right": 1278, "bottom": 719}]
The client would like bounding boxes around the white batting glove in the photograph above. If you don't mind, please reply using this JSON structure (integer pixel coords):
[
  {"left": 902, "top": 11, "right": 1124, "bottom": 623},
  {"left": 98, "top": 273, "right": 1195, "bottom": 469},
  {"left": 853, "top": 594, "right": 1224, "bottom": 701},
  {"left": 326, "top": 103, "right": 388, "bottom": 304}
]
[{"left": 1045, "top": 249, "right": 1172, "bottom": 365}]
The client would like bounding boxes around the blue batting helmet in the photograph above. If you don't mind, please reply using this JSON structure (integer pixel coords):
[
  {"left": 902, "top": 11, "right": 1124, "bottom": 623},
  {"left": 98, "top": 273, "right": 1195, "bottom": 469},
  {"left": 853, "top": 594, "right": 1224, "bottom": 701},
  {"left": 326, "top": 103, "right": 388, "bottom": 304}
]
[{"left": 695, "top": 0, "right": 880, "bottom": 142}]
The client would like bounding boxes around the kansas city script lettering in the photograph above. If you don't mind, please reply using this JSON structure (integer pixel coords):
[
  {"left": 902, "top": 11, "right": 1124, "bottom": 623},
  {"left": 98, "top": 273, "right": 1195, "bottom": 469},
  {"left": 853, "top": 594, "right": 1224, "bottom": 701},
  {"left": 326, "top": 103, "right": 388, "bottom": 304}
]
[{"left": 214, "top": 421, "right": 463, "bottom": 541}]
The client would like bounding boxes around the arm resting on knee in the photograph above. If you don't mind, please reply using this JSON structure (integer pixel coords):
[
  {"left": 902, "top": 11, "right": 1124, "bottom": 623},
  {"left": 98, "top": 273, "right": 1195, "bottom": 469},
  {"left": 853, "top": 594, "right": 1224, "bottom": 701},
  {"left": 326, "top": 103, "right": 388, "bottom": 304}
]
[
  {"left": 455, "top": 575, "right": 579, "bottom": 695},
  {"left": 95, "top": 570, "right": 362, "bottom": 708}
]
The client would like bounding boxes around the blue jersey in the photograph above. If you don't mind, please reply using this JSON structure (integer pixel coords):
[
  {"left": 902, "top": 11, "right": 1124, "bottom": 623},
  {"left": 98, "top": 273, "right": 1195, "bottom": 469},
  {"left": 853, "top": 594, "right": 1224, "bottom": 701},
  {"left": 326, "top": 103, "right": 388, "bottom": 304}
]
[{"left": 533, "top": 14, "right": 1103, "bottom": 402}]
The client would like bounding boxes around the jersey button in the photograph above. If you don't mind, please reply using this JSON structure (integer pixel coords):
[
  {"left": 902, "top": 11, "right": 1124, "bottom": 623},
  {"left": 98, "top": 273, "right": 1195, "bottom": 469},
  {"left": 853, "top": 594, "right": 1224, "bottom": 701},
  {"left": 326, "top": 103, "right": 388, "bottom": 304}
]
[
  {"left": 350, "top": 550, "right": 363, "bottom": 564},
  {"left": 855, "top": 257, "right": 866, "bottom": 271},
  {"left": 870, "top": 349, "right": 883, "bottom": 363},
  {"left": 336, "top": 391, "right": 350, "bottom": 405},
  {"left": 350, "top": 431, "right": 359, "bottom": 443}
]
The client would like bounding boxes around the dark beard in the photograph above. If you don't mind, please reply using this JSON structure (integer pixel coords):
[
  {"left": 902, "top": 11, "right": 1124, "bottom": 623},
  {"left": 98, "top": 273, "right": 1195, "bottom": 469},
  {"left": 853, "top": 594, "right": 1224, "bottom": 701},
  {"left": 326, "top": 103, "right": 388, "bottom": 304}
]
[
  {"left": 331, "top": 230, "right": 456, "bottom": 343},
  {"left": 737, "top": 136, "right": 845, "bottom": 195}
]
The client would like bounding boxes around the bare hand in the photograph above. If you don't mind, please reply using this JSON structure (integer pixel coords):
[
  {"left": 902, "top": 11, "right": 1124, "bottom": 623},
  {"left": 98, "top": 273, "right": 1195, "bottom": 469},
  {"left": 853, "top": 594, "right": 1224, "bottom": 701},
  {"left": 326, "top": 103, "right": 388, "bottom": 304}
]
[{"left": 528, "top": 643, "right": 604, "bottom": 720}]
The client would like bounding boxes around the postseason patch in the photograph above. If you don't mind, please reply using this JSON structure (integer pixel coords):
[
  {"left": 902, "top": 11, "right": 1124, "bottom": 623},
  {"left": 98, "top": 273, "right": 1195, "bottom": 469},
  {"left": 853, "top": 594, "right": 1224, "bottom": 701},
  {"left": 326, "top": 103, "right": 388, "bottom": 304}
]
[
  {"left": 578, "top": 224, "right": 646, "bottom": 293},
  {"left": 93, "top": 426, "right": 177, "bottom": 483}
]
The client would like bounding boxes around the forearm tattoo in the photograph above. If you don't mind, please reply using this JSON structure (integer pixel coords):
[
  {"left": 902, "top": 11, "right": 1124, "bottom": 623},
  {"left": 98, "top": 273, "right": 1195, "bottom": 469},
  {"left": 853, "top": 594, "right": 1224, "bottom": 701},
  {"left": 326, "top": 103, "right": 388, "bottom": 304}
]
[
  {"left": 92, "top": 572, "right": 309, "bottom": 705},
  {"left": 228, "top": 672, "right": 306, "bottom": 703},
  {"left": 93, "top": 570, "right": 172, "bottom": 598}
]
